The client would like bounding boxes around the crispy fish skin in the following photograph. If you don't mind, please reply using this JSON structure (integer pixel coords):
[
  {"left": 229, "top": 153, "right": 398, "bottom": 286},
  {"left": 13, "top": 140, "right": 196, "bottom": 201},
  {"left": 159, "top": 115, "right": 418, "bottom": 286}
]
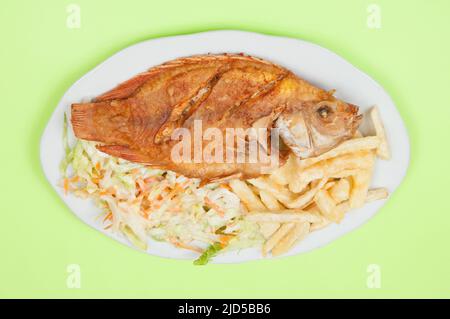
[{"left": 71, "top": 54, "right": 361, "bottom": 181}]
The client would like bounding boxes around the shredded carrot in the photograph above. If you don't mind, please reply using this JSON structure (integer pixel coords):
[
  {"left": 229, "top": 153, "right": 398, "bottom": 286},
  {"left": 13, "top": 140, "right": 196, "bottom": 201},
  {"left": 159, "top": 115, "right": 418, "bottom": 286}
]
[
  {"left": 99, "top": 186, "right": 116, "bottom": 196},
  {"left": 144, "top": 177, "right": 158, "bottom": 184},
  {"left": 152, "top": 202, "right": 162, "bottom": 210},
  {"left": 140, "top": 192, "right": 149, "bottom": 202},
  {"left": 168, "top": 181, "right": 187, "bottom": 196},
  {"left": 63, "top": 178, "right": 69, "bottom": 194},
  {"left": 70, "top": 176, "right": 79, "bottom": 183},
  {"left": 220, "top": 183, "right": 232, "bottom": 191},
  {"left": 136, "top": 178, "right": 146, "bottom": 192},
  {"left": 141, "top": 209, "right": 151, "bottom": 219},
  {"left": 219, "top": 234, "right": 233, "bottom": 247},
  {"left": 95, "top": 162, "right": 101, "bottom": 171},
  {"left": 103, "top": 212, "right": 113, "bottom": 222},
  {"left": 204, "top": 197, "right": 225, "bottom": 217}
]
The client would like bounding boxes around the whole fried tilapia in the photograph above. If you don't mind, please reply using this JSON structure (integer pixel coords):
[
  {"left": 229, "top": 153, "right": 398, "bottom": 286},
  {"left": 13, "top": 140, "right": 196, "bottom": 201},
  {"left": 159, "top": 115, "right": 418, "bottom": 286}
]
[{"left": 71, "top": 54, "right": 361, "bottom": 181}]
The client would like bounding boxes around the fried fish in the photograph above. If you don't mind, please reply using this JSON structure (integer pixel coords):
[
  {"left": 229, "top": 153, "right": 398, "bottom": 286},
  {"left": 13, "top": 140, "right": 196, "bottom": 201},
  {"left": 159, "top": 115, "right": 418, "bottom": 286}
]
[{"left": 71, "top": 54, "right": 361, "bottom": 181}]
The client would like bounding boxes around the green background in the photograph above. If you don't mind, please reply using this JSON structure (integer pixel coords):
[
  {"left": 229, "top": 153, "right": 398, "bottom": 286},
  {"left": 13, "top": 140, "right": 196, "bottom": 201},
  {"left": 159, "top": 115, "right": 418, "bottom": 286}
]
[{"left": 1, "top": 0, "right": 449, "bottom": 298}]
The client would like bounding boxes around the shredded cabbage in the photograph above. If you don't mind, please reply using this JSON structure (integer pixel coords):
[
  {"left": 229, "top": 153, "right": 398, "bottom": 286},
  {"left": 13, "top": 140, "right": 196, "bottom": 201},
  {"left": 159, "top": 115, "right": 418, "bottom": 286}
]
[{"left": 60, "top": 118, "right": 263, "bottom": 263}]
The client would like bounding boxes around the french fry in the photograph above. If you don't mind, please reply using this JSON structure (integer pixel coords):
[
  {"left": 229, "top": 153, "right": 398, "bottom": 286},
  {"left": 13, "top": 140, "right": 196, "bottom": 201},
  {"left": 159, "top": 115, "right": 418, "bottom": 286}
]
[
  {"left": 285, "top": 178, "right": 327, "bottom": 209},
  {"left": 258, "top": 222, "right": 281, "bottom": 239},
  {"left": 366, "top": 188, "right": 389, "bottom": 202},
  {"left": 226, "top": 107, "right": 392, "bottom": 257},
  {"left": 259, "top": 189, "right": 284, "bottom": 210},
  {"left": 332, "top": 200, "right": 350, "bottom": 223},
  {"left": 293, "top": 165, "right": 324, "bottom": 186},
  {"left": 308, "top": 201, "right": 345, "bottom": 230},
  {"left": 310, "top": 216, "right": 332, "bottom": 231},
  {"left": 263, "top": 223, "right": 295, "bottom": 256},
  {"left": 329, "top": 169, "right": 363, "bottom": 179},
  {"left": 349, "top": 170, "right": 373, "bottom": 209},
  {"left": 229, "top": 179, "right": 265, "bottom": 211},
  {"left": 248, "top": 177, "right": 296, "bottom": 205},
  {"left": 296, "top": 136, "right": 380, "bottom": 167},
  {"left": 308, "top": 187, "right": 389, "bottom": 231},
  {"left": 370, "top": 106, "right": 391, "bottom": 160},
  {"left": 326, "top": 151, "right": 375, "bottom": 172},
  {"left": 272, "top": 222, "right": 310, "bottom": 256},
  {"left": 314, "top": 189, "right": 337, "bottom": 220},
  {"left": 269, "top": 154, "right": 295, "bottom": 186},
  {"left": 306, "top": 205, "right": 321, "bottom": 214},
  {"left": 329, "top": 178, "right": 350, "bottom": 203},
  {"left": 288, "top": 178, "right": 309, "bottom": 194},
  {"left": 296, "top": 151, "right": 375, "bottom": 185},
  {"left": 246, "top": 211, "right": 321, "bottom": 223},
  {"left": 324, "top": 181, "right": 337, "bottom": 189}
]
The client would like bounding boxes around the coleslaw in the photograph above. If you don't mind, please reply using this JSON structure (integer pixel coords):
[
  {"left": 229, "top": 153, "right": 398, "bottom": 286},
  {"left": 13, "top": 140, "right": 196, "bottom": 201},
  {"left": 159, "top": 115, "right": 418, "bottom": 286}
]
[{"left": 60, "top": 116, "right": 263, "bottom": 263}]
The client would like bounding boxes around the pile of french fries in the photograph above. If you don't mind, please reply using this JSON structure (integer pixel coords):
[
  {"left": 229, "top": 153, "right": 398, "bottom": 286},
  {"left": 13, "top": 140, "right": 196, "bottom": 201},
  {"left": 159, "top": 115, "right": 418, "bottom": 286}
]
[{"left": 228, "top": 106, "right": 390, "bottom": 257}]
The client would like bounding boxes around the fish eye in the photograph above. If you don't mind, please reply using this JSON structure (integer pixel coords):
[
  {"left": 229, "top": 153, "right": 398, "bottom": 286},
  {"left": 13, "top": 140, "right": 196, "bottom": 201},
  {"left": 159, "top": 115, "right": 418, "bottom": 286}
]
[{"left": 317, "top": 105, "right": 332, "bottom": 119}]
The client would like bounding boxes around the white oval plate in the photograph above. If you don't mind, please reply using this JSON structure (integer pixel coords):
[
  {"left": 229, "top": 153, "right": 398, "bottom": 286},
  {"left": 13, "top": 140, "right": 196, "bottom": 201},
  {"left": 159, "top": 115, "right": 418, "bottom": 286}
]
[{"left": 40, "top": 30, "right": 410, "bottom": 263}]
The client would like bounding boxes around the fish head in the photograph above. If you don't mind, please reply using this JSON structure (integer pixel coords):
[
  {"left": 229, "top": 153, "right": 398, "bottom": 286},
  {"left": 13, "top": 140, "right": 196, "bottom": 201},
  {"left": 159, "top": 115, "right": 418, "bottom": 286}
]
[{"left": 276, "top": 98, "right": 362, "bottom": 158}]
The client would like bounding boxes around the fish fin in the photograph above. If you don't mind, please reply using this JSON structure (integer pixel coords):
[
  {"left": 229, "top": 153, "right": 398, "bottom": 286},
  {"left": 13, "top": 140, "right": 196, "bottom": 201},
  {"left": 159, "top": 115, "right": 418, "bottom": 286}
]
[
  {"left": 95, "top": 53, "right": 285, "bottom": 102},
  {"left": 94, "top": 72, "right": 155, "bottom": 102},
  {"left": 96, "top": 145, "right": 151, "bottom": 163},
  {"left": 94, "top": 58, "right": 211, "bottom": 102},
  {"left": 94, "top": 60, "right": 198, "bottom": 102}
]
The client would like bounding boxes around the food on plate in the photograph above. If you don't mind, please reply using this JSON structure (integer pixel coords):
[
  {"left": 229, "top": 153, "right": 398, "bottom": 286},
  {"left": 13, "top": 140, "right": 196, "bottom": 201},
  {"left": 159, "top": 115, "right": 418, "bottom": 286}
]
[
  {"left": 61, "top": 53, "right": 391, "bottom": 264},
  {"left": 71, "top": 54, "right": 361, "bottom": 182},
  {"left": 370, "top": 106, "right": 391, "bottom": 160}
]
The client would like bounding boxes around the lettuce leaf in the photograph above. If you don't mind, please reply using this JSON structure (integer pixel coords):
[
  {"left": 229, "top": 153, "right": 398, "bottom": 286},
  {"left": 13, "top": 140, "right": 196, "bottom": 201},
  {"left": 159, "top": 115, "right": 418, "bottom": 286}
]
[{"left": 193, "top": 242, "right": 223, "bottom": 265}]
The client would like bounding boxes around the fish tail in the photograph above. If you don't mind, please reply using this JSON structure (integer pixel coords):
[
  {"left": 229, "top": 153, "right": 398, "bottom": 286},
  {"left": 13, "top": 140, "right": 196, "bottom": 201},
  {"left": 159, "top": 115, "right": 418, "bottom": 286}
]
[
  {"left": 71, "top": 102, "right": 98, "bottom": 140},
  {"left": 71, "top": 101, "right": 130, "bottom": 144}
]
